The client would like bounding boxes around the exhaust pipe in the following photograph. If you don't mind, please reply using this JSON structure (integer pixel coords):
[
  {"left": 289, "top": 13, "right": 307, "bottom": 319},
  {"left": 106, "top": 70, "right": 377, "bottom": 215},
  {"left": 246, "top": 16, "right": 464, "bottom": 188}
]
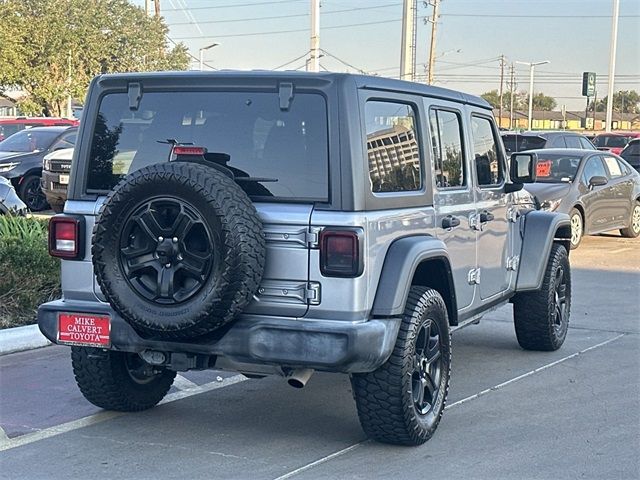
[{"left": 286, "top": 368, "right": 314, "bottom": 388}]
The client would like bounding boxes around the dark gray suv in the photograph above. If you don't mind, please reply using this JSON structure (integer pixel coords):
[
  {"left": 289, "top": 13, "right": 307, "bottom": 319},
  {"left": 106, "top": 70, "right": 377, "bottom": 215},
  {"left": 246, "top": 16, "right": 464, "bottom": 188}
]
[
  {"left": 502, "top": 131, "right": 596, "bottom": 155},
  {"left": 38, "top": 71, "right": 573, "bottom": 446}
]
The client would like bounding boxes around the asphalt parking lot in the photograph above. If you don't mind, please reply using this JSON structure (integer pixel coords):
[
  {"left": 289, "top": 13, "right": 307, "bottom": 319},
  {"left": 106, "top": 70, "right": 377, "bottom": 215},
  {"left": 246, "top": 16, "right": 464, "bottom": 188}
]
[{"left": 1, "top": 234, "right": 638, "bottom": 480}]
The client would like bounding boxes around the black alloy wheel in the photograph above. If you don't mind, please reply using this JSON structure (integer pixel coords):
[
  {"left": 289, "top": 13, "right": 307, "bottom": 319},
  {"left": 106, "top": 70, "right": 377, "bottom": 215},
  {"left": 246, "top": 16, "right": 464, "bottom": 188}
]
[
  {"left": 119, "top": 197, "right": 215, "bottom": 305},
  {"left": 412, "top": 319, "right": 443, "bottom": 415},
  {"left": 20, "top": 175, "right": 49, "bottom": 211},
  {"left": 552, "top": 264, "right": 569, "bottom": 339}
]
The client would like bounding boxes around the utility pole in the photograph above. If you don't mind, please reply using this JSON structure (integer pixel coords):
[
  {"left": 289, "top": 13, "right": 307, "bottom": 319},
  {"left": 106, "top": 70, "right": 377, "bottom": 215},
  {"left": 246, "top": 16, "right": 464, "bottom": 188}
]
[
  {"left": 516, "top": 60, "right": 550, "bottom": 130},
  {"left": 154, "top": 0, "right": 160, "bottom": 17},
  {"left": 400, "top": 0, "right": 416, "bottom": 81},
  {"left": 498, "top": 54, "right": 505, "bottom": 129},
  {"left": 308, "top": 0, "right": 320, "bottom": 72},
  {"left": 508, "top": 63, "right": 515, "bottom": 129},
  {"left": 426, "top": 0, "right": 440, "bottom": 85},
  {"left": 605, "top": 0, "right": 620, "bottom": 132},
  {"left": 145, "top": 0, "right": 152, "bottom": 16}
]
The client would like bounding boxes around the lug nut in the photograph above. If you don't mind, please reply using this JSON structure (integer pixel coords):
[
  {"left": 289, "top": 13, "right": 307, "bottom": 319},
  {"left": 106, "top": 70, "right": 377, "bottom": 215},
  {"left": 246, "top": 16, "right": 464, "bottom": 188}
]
[
  {"left": 172, "top": 237, "right": 178, "bottom": 243},
  {"left": 165, "top": 263, "right": 171, "bottom": 268},
  {"left": 158, "top": 236, "right": 164, "bottom": 242},
  {"left": 177, "top": 254, "right": 183, "bottom": 260}
]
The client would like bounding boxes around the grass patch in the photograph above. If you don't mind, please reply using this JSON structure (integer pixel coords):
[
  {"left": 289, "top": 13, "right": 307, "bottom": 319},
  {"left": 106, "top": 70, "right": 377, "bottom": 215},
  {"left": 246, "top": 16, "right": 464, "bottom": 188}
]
[{"left": 0, "top": 215, "right": 61, "bottom": 329}]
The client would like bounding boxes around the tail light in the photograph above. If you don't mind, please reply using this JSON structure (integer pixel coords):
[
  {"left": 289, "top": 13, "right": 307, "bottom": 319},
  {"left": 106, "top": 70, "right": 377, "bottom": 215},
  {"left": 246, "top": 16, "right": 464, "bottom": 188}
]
[
  {"left": 49, "top": 215, "right": 84, "bottom": 259},
  {"left": 319, "top": 229, "right": 363, "bottom": 277},
  {"left": 173, "top": 146, "right": 207, "bottom": 156}
]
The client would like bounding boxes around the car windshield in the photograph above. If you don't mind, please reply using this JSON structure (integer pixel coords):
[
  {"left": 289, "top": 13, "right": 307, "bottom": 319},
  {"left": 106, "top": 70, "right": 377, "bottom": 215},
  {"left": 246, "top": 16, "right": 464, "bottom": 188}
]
[
  {"left": 502, "top": 134, "right": 546, "bottom": 153},
  {"left": 86, "top": 91, "right": 329, "bottom": 201},
  {"left": 0, "top": 129, "right": 60, "bottom": 153},
  {"left": 594, "top": 135, "right": 629, "bottom": 148},
  {"left": 0, "top": 124, "right": 23, "bottom": 139},
  {"left": 534, "top": 154, "right": 582, "bottom": 183}
]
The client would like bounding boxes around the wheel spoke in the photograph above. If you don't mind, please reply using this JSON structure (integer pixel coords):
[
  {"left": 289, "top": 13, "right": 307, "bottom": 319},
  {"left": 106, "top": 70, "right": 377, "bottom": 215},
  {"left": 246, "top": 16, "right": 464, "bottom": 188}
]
[
  {"left": 179, "top": 251, "right": 209, "bottom": 279},
  {"left": 415, "top": 377, "right": 426, "bottom": 407},
  {"left": 136, "top": 210, "right": 168, "bottom": 241},
  {"left": 121, "top": 244, "right": 155, "bottom": 260},
  {"left": 157, "top": 267, "right": 175, "bottom": 299},
  {"left": 127, "top": 254, "right": 159, "bottom": 276},
  {"left": 426, "top": 334, "right": 440, "bottom": 362},
  {"left": 424, "top": 373, "right": 437, "bottom": 400},
  {"left": 172, "top": 213, "right": 195, "bottom": 238}
]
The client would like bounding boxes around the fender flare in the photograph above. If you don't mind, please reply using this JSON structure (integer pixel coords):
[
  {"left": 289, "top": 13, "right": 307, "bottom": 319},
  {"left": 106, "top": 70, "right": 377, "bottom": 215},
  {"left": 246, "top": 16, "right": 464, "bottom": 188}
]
[
  {"left": 371, "top": 236, "right": 457, "bottom": 321},
  {"left": 516, "top": 210, "right": 571, "bottom": 291}
]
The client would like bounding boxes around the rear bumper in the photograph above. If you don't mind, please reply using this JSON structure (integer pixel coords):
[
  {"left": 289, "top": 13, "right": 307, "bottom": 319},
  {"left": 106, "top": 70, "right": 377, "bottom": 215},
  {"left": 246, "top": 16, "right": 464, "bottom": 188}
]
[{"left": 37, "top": 299, "right": 401, "bottom": 373}]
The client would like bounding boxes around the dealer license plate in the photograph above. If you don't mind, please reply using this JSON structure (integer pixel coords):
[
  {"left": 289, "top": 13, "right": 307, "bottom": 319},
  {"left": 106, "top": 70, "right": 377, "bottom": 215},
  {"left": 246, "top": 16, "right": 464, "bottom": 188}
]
[
  {"left": 58, "top": 313, "right": 111, "bottom": 347},
  {"left": 59, "top": 174, "right": 69, "bottom": 185}
]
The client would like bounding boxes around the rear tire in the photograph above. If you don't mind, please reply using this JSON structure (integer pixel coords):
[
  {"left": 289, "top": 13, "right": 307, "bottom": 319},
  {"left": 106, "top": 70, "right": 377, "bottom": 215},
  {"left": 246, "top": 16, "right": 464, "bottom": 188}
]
[
  {"left": 71, "top": 347, "right": 176, "bottom": 412},
  {"left": 351, "top": 287, "right": 451, "bottom": 446},
  {"left": 619, "top": 201, "right": 640, "bottom": 238},
  {"left": 513, "top": 243, "right": 571, "bottom": 351}
]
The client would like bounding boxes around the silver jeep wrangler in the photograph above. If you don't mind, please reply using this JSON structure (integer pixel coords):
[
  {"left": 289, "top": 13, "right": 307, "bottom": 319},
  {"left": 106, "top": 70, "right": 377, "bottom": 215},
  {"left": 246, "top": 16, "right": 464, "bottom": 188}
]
[{"left": 38, "top": 72, "right": 571, "bottom": 446}]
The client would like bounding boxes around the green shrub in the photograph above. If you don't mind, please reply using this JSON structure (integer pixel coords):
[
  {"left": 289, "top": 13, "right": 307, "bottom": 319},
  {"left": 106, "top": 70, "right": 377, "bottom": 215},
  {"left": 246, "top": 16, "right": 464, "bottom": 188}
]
[{"left": 0, "top": 215, "right": 61, "bottom": 328}]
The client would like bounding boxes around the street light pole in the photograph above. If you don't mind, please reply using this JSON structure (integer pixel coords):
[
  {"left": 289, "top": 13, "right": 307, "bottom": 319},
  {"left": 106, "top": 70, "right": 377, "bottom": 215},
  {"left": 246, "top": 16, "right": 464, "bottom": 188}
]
[
  {"left": 199, "top": 43, "right": 219, "bottom": 71},
  {"left": 516, "top": 60, "right": 550, "bottom": 130},
  {"left": 605, "top": 0, "right": 620, "bottom": 132}
]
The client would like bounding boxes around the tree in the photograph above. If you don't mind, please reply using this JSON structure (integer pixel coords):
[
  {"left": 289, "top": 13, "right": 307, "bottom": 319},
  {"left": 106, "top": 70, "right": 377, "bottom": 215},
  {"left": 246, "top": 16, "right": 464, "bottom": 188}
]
[
  {"left": 481, "top": 89, "right": 555, "bottom": 111},
  {"left": 591, "top": 90, "right": 640, "bottom": 114},
  {"left": 0, "top": 0, "right": 190, "bottom": 116}
]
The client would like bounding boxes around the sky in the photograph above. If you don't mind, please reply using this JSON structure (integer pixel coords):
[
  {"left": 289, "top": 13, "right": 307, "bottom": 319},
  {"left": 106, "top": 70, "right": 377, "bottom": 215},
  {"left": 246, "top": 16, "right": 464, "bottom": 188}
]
[{"left": 129, "top": 0, "right": 640, "bottom": 111}]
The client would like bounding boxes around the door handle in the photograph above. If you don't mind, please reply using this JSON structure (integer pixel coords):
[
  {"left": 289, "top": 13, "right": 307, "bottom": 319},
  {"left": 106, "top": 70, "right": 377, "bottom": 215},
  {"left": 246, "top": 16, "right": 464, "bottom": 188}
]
[
  {"left": 479, "top": 210, "right": 494, "bottom": 223},
  {"left": 442, "top": 215, "right": 461, "bottom": 229}
]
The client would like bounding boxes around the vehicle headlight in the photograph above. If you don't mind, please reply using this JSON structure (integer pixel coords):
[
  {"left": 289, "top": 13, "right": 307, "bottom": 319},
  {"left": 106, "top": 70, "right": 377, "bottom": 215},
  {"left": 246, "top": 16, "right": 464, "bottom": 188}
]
[
  {"left": 540, "top": 198, "right": 562, "bottom": 211},
  {"left": 43, "top": 157, "right": 51, "bottom": 171},
  {"left": 0, "top": 162, "right": 19, "bottom": 173}
]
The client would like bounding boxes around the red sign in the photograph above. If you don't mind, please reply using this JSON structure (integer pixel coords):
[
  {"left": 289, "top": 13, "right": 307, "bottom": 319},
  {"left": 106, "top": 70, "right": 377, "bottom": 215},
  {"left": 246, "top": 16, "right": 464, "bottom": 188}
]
[
  {"left": 58, "top": 313, "right": 111, "bottom": 347},
  {"left": 536, "top": 160, "right": 552, "bottom": 177}
]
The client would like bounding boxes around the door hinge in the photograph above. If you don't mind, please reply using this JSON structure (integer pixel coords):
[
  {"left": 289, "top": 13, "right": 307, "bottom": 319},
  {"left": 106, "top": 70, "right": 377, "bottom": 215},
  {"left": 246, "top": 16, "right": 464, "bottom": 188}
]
[
  {"left": 467, "top": 268, "right": 481, "bottom": 285},
  {"left": 305, "top": 283, "right": 321, "bottom": 305},
  {"left": 507, "top": 255, "right": 520, "bottom": 271},
  {"left": 507, "top": 207, "right": 520, "bottom": 223},
  {"left": 306, "top": 227, "right": 321, "bottom": 248}
]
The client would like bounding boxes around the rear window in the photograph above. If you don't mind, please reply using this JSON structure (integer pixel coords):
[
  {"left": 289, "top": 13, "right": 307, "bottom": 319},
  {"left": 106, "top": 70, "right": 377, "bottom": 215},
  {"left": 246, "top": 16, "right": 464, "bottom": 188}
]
[
  {"left": 594, "top": 135, "right": 629, "bottom": 148},
  {"left": 501, "top": 134, "right": 546, "bottom": 153},
  {"left": 86, "top": 91, "right": 329, "bottom": 201}
]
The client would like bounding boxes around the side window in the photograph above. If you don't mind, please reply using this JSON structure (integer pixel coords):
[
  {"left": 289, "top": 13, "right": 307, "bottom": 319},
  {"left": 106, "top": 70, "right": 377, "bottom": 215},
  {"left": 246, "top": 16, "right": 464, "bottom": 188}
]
[
  {"left": 582, "top": 156, "right": 608, "bottom": 183},
  {"left": 549, "top": 136, "right": 566, "bottom": 148},
  {"left": 471, "top": 115, "right": 504, "bottom": 187},
  {"left": 579, "top": 137, "right": 594, "bottom": 149},
  {"left": 602, "top": 156, "right": 624, "bottom": 178},
  {"left": 365, "top": 101, "right": 422, "bottom": 193},
  {"left": 565, "top": 135, "right": 581, "bottom": 148},
  {"left": 429, "top": 108, "right": 465, "bottom": 188},
  {"left": 51, "top": 133, "right": 76, "bottom": 151}
]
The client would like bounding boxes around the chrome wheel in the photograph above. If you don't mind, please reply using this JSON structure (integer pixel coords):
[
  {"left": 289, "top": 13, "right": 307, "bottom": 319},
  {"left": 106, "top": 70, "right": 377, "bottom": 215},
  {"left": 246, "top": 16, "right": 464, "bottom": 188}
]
[
  {"left": 570, "top": 212, "right": 582, "bottom": 247},
  {"left": 632, "top": 205, "right": 640, "bottom": 235}
]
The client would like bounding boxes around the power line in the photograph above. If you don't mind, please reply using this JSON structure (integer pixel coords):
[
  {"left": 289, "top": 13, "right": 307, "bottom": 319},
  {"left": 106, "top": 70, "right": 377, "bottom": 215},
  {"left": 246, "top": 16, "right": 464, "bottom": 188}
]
[
  {"left": 160, "top": 0, "right": 305, "bottom": 11},
  {"left": 320, "top": 49, "right": 369, "bottom": 74},
  {"left": 271, "top": 51, "right": 310, "bottom": 70},
  {"left": 171, "top": 18, "right": 402, "bottom": 40},
  {"left": 167, "top": 36, "right": 218, "bottom": 70},
  {"left": 441, "top": 13, "right": 639, "bottom": 18},
  {"left": 164, "top": 3, "right": 401, "bottom": 26}
]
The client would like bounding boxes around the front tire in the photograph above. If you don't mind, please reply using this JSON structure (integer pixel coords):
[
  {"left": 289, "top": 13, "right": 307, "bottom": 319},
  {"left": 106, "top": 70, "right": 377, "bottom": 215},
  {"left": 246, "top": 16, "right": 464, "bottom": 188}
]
[
  {"left": 620, "top": 201, "right": 640, "bottom": 238},
  {"left": 351, "top": 287, "right": 451, "bottom": 446},
  {"left": 71, "top": 347, "right": 176, "bottom": 411},
  {"left": 18, "top": 175, "right": 49, "bottom": 212},
  {"left": 569, "top": 208, "right": 583, "bottom": 249},
  {"left": 513, "top": 243, "right": 571, "bottom": 351}
]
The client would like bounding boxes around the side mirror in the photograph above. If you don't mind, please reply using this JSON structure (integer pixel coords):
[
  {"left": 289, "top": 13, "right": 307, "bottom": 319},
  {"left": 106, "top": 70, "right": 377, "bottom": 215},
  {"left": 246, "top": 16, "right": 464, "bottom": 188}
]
[
  {"left": 509, "top": 152, "right": 538, "bottom": 184},
  {"left": 588, "top": 175, "right": 608, "bottom": 188}
]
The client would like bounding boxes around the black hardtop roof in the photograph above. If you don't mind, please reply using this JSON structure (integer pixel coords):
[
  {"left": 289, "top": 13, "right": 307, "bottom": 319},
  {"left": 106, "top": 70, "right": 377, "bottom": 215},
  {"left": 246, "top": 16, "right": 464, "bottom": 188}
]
[{"left": 94, "top": 70, "right": 491, "bottom": 110}]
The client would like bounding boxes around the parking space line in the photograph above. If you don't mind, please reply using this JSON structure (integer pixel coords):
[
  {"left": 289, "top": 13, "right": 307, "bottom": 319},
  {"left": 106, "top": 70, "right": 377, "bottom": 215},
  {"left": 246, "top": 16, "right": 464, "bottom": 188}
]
[
  {"left": 0, "top": 374, "right": 247, "bottom": 453},
  {"left": 173, "top": 374, "right": 199, "bottom": 391},
  {"left": 0, "top": 426, "right": 10, "bottom": 443},
  {"left": 270, "top": 333, "right": 627, "bottom": 480},
  {"left": 273, "top": 442, "right": 368, "bottom": 480},
  {"left": 445, "top": 333, "right": 626, "bottom": 410}
]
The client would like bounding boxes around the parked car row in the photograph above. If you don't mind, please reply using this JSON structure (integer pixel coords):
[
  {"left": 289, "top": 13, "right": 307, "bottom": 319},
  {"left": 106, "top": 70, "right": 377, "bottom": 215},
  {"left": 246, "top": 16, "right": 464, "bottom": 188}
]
[
  {"left": 0, "top": 117, "right": 78, "bottom": 142},
  {"left": 0, "top": 125, "right": 76, "bottom": 211}
]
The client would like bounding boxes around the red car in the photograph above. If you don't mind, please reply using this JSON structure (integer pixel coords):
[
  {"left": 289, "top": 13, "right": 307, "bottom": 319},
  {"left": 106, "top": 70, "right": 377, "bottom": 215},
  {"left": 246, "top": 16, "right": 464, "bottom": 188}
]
[
  {"left": 0, "top": 117, "right": 79, "bottom": 141},
  {"left": 592, "top": 133, "right": 635, "bottom": 155}
]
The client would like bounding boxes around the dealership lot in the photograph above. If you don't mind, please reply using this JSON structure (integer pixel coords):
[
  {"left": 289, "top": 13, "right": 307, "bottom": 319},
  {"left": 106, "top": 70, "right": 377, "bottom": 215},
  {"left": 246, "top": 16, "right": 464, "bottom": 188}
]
[{"left": 1, "top": 234, "right": 638, "bottom": 480}]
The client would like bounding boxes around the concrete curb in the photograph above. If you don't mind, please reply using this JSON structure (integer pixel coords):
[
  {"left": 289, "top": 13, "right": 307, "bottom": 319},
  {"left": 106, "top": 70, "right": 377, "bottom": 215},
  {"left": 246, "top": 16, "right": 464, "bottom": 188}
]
[{"left": 0, "top": 324, "right": 51, "bottom": 355}]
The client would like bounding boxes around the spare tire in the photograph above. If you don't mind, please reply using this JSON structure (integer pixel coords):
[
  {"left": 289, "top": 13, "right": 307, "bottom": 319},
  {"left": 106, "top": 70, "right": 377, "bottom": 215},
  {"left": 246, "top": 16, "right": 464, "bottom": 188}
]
[{"left": 92, "top": 162, "right": 265, "bottom": 339}]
